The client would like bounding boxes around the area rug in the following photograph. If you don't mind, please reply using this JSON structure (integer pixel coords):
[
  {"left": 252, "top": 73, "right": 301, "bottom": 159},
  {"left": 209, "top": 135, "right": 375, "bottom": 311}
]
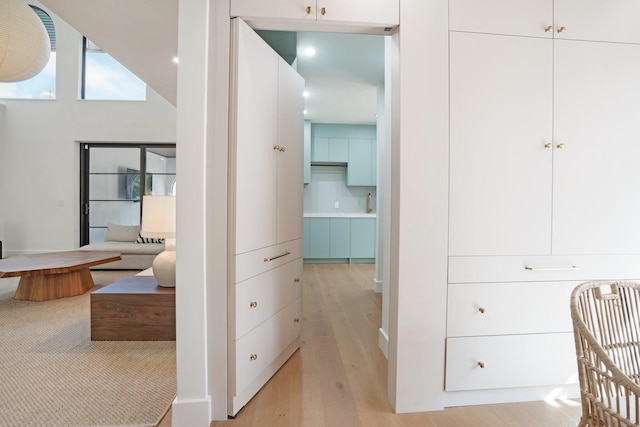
[{"left": 0, "top": 271, "right": 176, "bottom": 427}]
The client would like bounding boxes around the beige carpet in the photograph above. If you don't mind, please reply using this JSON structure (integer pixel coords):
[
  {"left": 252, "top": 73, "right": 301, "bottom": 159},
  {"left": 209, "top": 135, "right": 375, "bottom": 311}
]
[{"left": 0, "top": 270, "right": 176, "bottom": 427}]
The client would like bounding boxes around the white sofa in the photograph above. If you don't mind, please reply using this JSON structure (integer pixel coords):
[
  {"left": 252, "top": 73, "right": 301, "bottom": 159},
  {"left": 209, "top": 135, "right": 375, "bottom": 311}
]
[{"left": 79, "top": 224, "right": 164, "bottom": 270}]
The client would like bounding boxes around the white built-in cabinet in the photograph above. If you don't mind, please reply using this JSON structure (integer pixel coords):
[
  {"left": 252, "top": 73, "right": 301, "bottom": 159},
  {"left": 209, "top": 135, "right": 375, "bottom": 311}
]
[
  {"left": 230, "top": 0, "right": 399, "bottom": 28},
  {"left": 230, "top": 18, "right": 305, "bottom": 415},
  {"left": 447, "top": 0, "right": 640, "bottom": 401}
]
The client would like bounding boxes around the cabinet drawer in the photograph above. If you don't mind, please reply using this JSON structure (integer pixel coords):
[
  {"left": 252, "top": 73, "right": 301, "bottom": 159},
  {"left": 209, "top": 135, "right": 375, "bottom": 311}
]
[
  {"left": 235, "top": 239, "right": 302, "bottom": 283},
  {"left": 445, "top": 333, "right": 577, "bottom": 391},
  {"left": 233, "top": 297, "right": 302, "bottom": 395},
  {"left": 449, "top": 255, "right": 640, "bottom": 284},
  {"left": 235, "top": 259, "right": 302, "bottom": 339},
  {"left": 447, "top": 281, "right": 576, "bottom": 337}
]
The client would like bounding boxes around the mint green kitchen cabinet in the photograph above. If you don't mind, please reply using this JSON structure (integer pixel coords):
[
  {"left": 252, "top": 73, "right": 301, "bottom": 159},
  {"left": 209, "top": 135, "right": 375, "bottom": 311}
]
[
  {"left": 311, "top": 137, "right": 348, "bottom": 163},
  {"left": 330, "top": 218, "right": 350, "bottom": 258},
  {"left": 304, "top": 120, "right": 311, "bottom": 184},
  {"left": 303, "top": 218, "right": 311, "bottom": 258},
  {"left": 350, "top": 218, "right": 376, "bottom": 259},
  {"left": 347, "top": 138, "right": 376, "bottom": 186},
  {"left": 308, "top": 218, "right": 331, "bottom": 258}
]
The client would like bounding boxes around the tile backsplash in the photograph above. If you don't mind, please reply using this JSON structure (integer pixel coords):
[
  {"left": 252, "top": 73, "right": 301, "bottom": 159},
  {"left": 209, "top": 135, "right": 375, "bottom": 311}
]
[{"left": 304, "top": 165, "right": 376, "bottom": 214}]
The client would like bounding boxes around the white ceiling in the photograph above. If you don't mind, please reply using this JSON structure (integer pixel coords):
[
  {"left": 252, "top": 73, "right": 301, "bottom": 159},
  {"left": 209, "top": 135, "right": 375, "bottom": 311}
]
[
  {"left": 295, "top": 32, "right": 385, "bottom": 125},
  {"left": 35, "top": 1, "right": 384, "bottom": 124}
]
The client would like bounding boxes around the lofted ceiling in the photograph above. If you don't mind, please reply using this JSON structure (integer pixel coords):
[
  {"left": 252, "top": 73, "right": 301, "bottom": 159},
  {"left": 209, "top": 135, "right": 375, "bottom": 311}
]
[{"left": 36, "top": 1, "right": 384, "bottom": 124}]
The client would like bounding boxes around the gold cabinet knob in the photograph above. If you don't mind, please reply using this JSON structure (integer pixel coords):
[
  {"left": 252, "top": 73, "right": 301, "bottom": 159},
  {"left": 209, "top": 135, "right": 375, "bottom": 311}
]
[
  {"left": 250, "top": 301, "right": 258, "bottom": 308},
  {"left": 544, "top": 143, "right": 552, "bottom": 149},
  {"left": 477, "top": 361, "right": 485, "bottom": 369},
  {"left": 557, "top": 26, "right": 566, "bottom": 34},
  {"left": 250, "top": 354, "right": 258, "bottom": 361},
  {"left": 321, "top": 7, "right": 327, "bottom": 15},
  {"left": 294, "top": 277, "right": 301, "bottom": 283},
  {"left": 544, "top": 25, "right": 553, "bottom": 33},
  {"left": 556, "top": 143, "right": 565, "bottom": 149},
  {"left": 306, "top": 6, "right": 312, "bottom": 14},
  {"left": 280, "top": 146, "right": 286, "bottom": 152},
  {"left": 478, "top": 307, "right": 486, "bottom": 314},
  {"left": 273, "top": 144, "right": 280, "bottom": 151},
  {"left": 294, "top": 318, "right": 301, "bottom": 323}
]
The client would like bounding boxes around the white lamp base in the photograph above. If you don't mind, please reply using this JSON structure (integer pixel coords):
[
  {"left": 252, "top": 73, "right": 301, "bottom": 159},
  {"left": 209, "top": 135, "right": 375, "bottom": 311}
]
[{"left": 152, "top": 250, "right": 176, "bottom": 287}]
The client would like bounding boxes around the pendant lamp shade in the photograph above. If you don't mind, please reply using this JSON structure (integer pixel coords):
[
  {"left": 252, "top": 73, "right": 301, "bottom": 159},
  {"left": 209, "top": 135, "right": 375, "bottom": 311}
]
[{"left": 0, "top": 0, "right": 51, "bottom": 82}]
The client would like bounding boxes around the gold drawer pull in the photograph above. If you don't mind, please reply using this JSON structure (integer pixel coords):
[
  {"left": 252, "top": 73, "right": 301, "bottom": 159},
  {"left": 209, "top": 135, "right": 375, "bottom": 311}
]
[
  {"left": 477, "top": 361, "right": 485, "bottom": 369},
  {"left": 525, "top": 265, "right": 578, "bottom": 271},
  {"left": 294, "top": 278, "right": 301, "bottom": 283},
  {"left": 264, "top": 251, "right": 291, "bottom": 262},
  {"left": 250, "top": 301, "right": 257, "bottom": 308},
  {"left": 294, "top": 318, "right": 301, "bottom": 323},
  {"left": 306, "top": 5, "right": 312, "bottom": 14},
  {"left": 478, "top": 307, "right": 486, "bottom": 314},
  {"left": 321, "top": 7, "right": 327, "bottom": 15},
  {"left": 250, "top": 354, "right": 258, "bottom": 361}
]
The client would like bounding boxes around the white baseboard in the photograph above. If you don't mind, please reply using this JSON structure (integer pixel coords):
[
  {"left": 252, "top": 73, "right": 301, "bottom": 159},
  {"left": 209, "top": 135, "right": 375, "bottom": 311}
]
[
  {"left": 444, "top": 384, "right": 580, "bottom": 407},
  {"left": 171, "top": 396, "right": 212, "bottom": 427},
  {"left": 378, "top": 327, "right": 389, "bottom": 359},
  {"left": 373, "top": 278, "right": 383, "bottom": 293}
]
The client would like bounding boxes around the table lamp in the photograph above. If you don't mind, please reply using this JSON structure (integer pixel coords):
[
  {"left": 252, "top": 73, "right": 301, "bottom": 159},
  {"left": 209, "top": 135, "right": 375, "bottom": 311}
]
[{"left": 141, "top": 195, "right": 176, "bottom": 287}]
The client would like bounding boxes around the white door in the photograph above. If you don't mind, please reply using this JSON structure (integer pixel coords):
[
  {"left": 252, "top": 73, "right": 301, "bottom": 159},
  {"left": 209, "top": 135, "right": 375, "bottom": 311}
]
[
  {"left": 553, "top": 40, "right": 640, "bottom": 255},
  {"left": 449, "top": 32, "right": 553, "bottom": 256},
  {"left": 231, "top": 18, "right": 279, "bottom": 255},
  {"left": 276, "top": 60, "right": 305, "bottom": 245}
]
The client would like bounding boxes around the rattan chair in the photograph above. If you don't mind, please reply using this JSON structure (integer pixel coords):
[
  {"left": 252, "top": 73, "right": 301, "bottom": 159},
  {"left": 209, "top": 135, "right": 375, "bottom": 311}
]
[{"left": 571, "top": 281, "right": 640, "bottom": 427}]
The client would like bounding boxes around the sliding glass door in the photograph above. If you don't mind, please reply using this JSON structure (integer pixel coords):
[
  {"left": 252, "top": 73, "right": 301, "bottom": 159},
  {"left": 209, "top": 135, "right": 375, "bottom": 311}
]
[{"left": 80, "top": 143, "right": 176, "bottom": 246}]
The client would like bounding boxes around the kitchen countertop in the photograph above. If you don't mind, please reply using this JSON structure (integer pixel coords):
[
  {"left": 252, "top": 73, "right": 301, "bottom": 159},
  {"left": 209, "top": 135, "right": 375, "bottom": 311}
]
[{"left": 304, "top": 213, "right": 376, "bottom": 218}]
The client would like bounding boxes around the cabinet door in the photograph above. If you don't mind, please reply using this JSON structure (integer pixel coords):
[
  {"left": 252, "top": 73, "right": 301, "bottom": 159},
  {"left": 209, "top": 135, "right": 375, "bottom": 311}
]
[
  {"left": 318, "top": 0, "right": 398, "bottom": 26},
  {"left": 276, "top": 58, "right": 305, "bottom": 245},
  {"left": 450, "top": 0, "right": 552, "bottom": 38},
  {"left": 449, "top": 32, "right": 553, "bottom": 256},
  {"left": 309, "top": 218, "right": 331, "bottom": 258},
  {"left": 347, "top": 138, "right": 374, "bottom": 186},
  {"left": 233, "top": 19, "right": 278, "bottom": 255},
  {"left": 303, "top": 218, "right": 311, "bottom": 258},
  {"left": 553, "top": 41, "right": 640, "bottom": 255},
  {"left": 311, "top": 137, "right": 329, "bottom": 162},
  {"left": 555, "top": 0, "right": 640, "bottom": 44},
  {"left": 330, "top": 218, "right": 350, "bottom": 258},
  {"left": 329, "top": 138, "right": 348, "bottom": 162},
  {"left": 350, "top": 218, "right": 375, "bottom": 258},
  {"left": 231, "top": 0, "right": 314, "bottom": 22}
]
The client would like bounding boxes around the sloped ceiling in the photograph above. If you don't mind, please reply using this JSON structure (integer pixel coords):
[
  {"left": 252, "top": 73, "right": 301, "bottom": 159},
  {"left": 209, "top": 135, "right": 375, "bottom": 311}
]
[{"left": 38, "top": 0, "right": 178, "bottom": 105}]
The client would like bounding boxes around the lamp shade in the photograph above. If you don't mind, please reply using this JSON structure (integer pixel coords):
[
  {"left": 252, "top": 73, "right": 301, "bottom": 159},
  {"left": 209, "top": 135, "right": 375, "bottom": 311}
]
[
  {"left": 0, "top": 0, "right": 51, "bottom": 82},
  {"left": 141, "top": 195, "right": 176, "bottom": 239}
]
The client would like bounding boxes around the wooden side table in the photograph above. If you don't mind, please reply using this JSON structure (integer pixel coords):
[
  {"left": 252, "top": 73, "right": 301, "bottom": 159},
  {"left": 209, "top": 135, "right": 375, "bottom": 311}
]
[{"left": 90, "top": 275, "right": 175, "bottom": 341}]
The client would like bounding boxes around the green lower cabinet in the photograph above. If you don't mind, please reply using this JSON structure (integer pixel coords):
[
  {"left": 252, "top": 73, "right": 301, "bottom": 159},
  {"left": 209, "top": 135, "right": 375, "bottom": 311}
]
[
  {"left": 303, "top": 218, "right": 311, "bottom": 258},
  {"left": 308, "top": 218, "right": 331, "bottom": 258},
  {"left": 304, "top": 217, "right": 375, "bottom": 263},
  {"left": 350, "top": 218, "right": 376, "bottom": 259},
  {"left": 330, "top": 218, "right": 350, "bottom": 258}
]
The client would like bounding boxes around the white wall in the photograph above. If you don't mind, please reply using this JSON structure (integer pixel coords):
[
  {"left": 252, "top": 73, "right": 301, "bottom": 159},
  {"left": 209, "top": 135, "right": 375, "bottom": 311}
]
[
  {"left": 304, "top": 166, "right": 375, "bottom": 213},
  {"left": 0, "top": 5, "right": 176, "bottom": 256}
]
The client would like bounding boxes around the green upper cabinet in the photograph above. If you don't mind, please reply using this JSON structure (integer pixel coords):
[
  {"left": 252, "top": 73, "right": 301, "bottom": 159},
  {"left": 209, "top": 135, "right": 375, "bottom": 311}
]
[
  {"left": 311, "top": 137, "right": 348, "bottom": 163},
  {"left": 304, "top": 120, "right": 311, "bottom": 184},
  {"left": 347, "top": 138, "right": 376, "bottom": 186}
]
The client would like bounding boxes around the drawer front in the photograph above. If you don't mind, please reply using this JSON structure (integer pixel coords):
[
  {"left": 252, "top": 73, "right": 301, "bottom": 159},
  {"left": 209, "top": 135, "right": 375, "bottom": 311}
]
[
  {"left": 235, "top": 239, "right": 302, "bottom": 283},
  {"left": 445, "top": 334, "right": 577, "bottom": 391},
  {"left": 447, "top": 281, "right": 577, "bottom": 337},
  {"left": 233, "top": 297, "right": 302, "bottom": 395},
  {"left": 235, "top": 259, "right": 303, "bottom": 339},
  {"left": 449, "top": 255, "right": 640, "bottom": 284}
]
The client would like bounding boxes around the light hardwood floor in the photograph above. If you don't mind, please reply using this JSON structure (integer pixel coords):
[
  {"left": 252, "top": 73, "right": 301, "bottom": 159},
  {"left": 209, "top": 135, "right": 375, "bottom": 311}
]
[{"left": 166, "top": 263, "right": 582, "bottom": 427}]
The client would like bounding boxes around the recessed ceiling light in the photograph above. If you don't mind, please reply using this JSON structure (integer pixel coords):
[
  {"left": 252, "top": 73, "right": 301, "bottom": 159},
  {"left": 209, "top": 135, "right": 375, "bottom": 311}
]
[
  {"left": 172, "top": 57, "right": 179, "bottom": 64},
  {"left": 303, "top": 47, "right": 316, "bottom": 57},
  {"left": 303, "top": 110, "right": 307, "bottom": 115},
  {"left": 303, "top": 91, "right": 309, "bottom": 98}
]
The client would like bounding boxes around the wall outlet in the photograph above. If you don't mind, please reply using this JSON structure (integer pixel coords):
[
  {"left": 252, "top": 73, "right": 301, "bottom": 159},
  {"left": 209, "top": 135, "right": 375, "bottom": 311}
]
[{"left": 335, "top": 201, "right": 339, "bottom": 209}]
